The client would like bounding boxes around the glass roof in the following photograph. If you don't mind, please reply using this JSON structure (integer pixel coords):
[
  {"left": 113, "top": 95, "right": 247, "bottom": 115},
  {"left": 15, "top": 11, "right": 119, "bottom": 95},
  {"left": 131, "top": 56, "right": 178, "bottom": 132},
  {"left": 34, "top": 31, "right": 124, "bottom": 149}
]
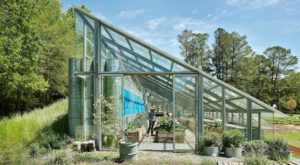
[{"left": 75, "top": 8, "right": 286, "bottom": 116}]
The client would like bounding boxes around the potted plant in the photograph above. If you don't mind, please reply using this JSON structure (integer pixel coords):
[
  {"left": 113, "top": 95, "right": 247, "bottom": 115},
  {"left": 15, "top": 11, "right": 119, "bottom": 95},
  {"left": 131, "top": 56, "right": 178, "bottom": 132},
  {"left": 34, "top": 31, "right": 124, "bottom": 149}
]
[
  {"left": 266, "top": 139, "right": 292, "bottom": 162},
  {"left": 222, "top": 129, "right": 245, "bottom": 157},
  {"left": 153, "top": 116, "right": 185, "bottom": 143},
  {"left": 200, "top": 133, "right": 220, "bottom": 156}
]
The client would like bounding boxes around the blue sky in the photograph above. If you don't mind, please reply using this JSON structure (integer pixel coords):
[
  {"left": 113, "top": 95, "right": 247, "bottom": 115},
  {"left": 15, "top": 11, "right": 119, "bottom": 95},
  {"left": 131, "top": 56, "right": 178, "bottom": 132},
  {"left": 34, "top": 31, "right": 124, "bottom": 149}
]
[{"left": 62, "top": 0, "right": 300, "bottom": 68}]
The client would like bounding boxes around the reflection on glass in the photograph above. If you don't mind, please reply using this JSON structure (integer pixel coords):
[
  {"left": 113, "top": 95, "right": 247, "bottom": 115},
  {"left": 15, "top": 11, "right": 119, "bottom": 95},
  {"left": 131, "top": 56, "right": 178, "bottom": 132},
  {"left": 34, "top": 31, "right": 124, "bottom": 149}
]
[
  {"left": 106, "top": 28, "right": 131, "bottom": 50},
  {"left": 174, "top": 76, "right": 196, "bottom": 151},
  {"left": 203, "top": 77, "right": 222, "bottom": 135},
  {"left": 75, "top": 13, "right": 84, "bottom": 59},
  {"left": 129, "top": 40, "right": 151, "bottom": 60},
  {"left": 152, "top": 51, "right": 172, "bottom": 70}
]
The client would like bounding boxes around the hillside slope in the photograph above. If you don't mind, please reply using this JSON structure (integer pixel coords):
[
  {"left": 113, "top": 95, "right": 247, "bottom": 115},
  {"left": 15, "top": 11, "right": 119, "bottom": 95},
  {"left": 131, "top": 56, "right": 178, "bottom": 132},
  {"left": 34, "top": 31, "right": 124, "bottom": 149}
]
[{"left": 0, "top": 99, "right": 68, "bottom": 162}]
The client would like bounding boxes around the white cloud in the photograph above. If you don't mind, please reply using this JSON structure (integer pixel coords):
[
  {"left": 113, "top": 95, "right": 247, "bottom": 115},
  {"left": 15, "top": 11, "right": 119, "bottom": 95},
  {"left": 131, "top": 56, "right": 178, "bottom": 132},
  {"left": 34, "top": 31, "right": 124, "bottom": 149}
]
[
  {"left": 147, "top": 17, "right": 166, "bottom": 29},
  {"left": 117, "top": 9, "right": 145, "bottom": 19},
  {"left": 173, "top": 17, "right": 216, "bottom": 33},
  {"left": 226, "top": 0, "right": 283, "bottom": 9}
]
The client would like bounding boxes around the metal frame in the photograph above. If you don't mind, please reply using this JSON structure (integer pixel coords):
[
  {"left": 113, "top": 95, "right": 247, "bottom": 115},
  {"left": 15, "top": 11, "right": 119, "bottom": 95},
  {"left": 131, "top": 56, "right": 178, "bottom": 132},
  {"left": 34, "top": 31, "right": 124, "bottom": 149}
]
[{"left": 70, "top": 8, "right": 287, "bottom": 152}]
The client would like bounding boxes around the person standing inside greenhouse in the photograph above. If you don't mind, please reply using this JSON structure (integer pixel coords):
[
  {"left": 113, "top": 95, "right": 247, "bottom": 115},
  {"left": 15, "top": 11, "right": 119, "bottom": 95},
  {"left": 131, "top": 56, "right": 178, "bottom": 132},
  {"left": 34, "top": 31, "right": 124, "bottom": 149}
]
[{"left": 147, "top": 106, "right": 156, "bottom": 136}]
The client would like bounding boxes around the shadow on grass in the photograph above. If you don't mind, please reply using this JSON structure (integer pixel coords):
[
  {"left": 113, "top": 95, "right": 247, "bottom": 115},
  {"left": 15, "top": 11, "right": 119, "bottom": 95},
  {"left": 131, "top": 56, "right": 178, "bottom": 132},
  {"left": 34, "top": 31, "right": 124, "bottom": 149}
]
[{"left": 28, "top": 114, "right": 69, "bottom": 157}]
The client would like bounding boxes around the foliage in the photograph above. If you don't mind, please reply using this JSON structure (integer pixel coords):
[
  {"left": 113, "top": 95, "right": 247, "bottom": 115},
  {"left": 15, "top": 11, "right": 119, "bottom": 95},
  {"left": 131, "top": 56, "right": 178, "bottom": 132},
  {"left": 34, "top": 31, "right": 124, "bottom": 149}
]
[
  {"left": 0, "top": 99, "right": 68, "bottom": 162},
  {"left": 154, "top": 116, "right": 173, "bottom": 132},
  {"left": 266, "top": 139, "right": 291, "bottom": 162},
  {"left": 0, "top": 0, "right": 49, "bottom": 115},
  {"left": 154, "top": 116, "right": 186, "bottom": 133},
  {"left": 0, "top": 0, "right": 87, "bottom": 116},
  {"left": 178, "top": 30, "right": 212, "bottom": 72},
  {"left": 47, "top": 151, "right": 68, "bottom": 165},
  {"left": 244, "top": 155, "right": 270, "bottom": 165},
  {"left": 212, "top": 28, "right": 253, "bottom": 82},
  {"left": 264, "top": 46, "right": 298, "bottom": 106},
  {"left": 243, "top": 140, "right": 267, "bottom": 156},
  {"left": 286, "top": 98, "right": 297, "bottom": 112},
  {"left": 200, "top": 133, "right": 220, "bottom": 147},
  {"left": 204, "top": 120, "right": 221, "bottom": 128},
  {"left": 222, "top": 129, "right": 245, "bottom": 148},
  {"left": 266, "top": 115, "right": 300, "bottom": 125},
  {"left": 125, "top": 112, "right": 148, "bottom": 133},
  {"left": 200, "top": 158, "right": 217, "bottom": 165},
  {"left": 178, "top": 28, "right": 299, "bottom": 113}
]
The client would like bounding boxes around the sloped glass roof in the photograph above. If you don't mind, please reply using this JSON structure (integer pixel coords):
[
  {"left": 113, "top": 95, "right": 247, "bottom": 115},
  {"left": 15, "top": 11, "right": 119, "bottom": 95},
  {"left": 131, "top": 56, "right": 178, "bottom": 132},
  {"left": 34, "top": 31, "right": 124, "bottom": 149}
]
[{"left": 74, "top": 8, "right": 285, "bottom": 116}]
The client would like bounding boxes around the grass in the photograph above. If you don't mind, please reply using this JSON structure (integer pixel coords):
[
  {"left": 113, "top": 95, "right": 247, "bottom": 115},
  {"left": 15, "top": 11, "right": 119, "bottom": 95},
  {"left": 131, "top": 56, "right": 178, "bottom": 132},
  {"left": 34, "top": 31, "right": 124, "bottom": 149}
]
[
  {"left": 264, "top": 130, "right": 300, "bottom": 148},
  {"left": 0, "top": 99, "right": 68, "bottom": 162},
  {"left": 265, "top": 115, "right": 300, "bottom": 125}
]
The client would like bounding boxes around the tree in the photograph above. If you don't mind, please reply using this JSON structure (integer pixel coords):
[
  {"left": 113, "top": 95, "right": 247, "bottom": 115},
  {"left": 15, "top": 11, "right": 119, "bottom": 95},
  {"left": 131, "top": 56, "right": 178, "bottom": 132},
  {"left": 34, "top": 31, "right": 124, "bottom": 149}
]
[
  {"left": 0, "top": 0, "right": 48, "bottom": 115},
  {"left": 237, "top": 55, "right": 272, "bottom": 102},
  {"left": 286, "top": 98, "right": 297, "bottom": 113},
  {"left": 0, "top": 1, "right": 90, "bottom": 116},
  {"left": 279, "top": 72, "right": 300, "bottom": 112},
  {"left": 212, "top": 28, "right": 253, "bottom": 83},
  {"left": 264, "top": 46, "right": 298, "bottom": 106},
  {"left": 178, "top": 30, "right": 211, "bottom": 72},
  {"left": 34, "top": 0, "right": 76, "bottom": 105}
]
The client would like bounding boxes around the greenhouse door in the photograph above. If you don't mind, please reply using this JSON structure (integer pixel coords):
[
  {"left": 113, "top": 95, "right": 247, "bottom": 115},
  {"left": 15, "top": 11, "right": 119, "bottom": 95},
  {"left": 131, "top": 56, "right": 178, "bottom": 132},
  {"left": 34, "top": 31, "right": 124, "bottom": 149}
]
[
  {"left": 98, "top": 75, "right": 124, "bottom": 150},
  {"left": 173, "top": 75, "right": 197, "bottom": 152}
]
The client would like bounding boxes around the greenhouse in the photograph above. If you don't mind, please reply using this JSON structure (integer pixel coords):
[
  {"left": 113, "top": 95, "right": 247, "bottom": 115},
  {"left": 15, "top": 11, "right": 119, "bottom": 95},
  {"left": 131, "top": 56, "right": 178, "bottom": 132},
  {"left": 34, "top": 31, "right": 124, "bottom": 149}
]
[{"left": 68, "top": 8, "right": 284, "bottom": 151}]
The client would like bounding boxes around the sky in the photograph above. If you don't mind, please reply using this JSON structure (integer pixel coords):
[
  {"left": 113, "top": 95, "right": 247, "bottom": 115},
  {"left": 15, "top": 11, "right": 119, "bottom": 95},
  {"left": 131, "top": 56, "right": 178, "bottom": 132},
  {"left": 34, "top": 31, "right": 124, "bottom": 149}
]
[{"left": 62, "top": 0, "right": 300, "bottom": 69}]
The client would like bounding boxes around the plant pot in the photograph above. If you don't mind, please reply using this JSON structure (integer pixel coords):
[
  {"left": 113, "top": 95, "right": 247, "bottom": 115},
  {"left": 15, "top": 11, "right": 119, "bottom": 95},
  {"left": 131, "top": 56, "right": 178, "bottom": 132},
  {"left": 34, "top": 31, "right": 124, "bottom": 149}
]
[
  {"left": 225, "top": 147, "right": 242, "bottom": 157},
  {"left": 204, "top": 146, "right": 219, "bottom": 156},
  {"left": 119, "top": 139, "right": 138, "bottom": 161}
]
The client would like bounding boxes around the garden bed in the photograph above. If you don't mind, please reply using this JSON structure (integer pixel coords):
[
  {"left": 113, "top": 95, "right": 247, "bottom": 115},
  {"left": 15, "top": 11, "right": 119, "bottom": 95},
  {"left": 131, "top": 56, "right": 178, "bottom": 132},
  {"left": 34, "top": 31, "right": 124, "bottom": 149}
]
[{"left": 154, "top": 130, "right": 185, "bottom": 143}]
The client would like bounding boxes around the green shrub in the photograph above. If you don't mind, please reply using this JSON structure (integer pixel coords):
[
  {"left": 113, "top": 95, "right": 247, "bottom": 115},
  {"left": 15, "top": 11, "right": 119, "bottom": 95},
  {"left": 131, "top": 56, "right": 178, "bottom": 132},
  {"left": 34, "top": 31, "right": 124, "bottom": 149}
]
[
  {"left": 266, "top": 139, "right": 291, "bottom": 162},
  {"left": 200, "top": 158, "right": 217, "bottom": 165},
  {"left": 28, "top": 128, "right": 66, "bottom": 157},
  {"left": 222, "top": 129, "right": 245, "bottom": 148},
  {"left": 244, "top": 155, "right": 270, "bottom": 165},
  {"left": 38, "top": 128, "right": 65, "bottom": 150},
  {"left": 47, "top": 151, "right": 68, "bottom": 165},
  {"left": 154, "top": 116, "right": 173, "bottom": 132},
  {"left": 200, "top": 133, "right": 220, "bottom": 147},
  {"left": 243, "top": 140, "right": 267, "bottom": 156}
]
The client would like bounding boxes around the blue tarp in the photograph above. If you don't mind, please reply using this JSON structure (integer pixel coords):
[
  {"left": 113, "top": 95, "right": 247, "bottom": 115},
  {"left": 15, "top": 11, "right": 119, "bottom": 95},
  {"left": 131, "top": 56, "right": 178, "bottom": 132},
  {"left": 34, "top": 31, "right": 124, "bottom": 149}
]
[{"left": 123, "top": 89, "right": 145, "bottom": 116}]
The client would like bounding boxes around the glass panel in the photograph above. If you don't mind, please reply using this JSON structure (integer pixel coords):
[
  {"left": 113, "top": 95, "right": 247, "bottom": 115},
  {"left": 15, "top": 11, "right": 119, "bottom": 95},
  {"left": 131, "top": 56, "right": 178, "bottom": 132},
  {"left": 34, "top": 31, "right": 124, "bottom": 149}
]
[
  {"left": 76, "top": 75, "right": 94, "bottom": 141},
  {"left": 101, "top": 26, "right": 112, "bottom": 40},
  {"left": 84, "top": 24, "right": 95, "bottom": 71},
  {"left": 151, "top": 51, "right": 172, "bottom": 71},
  {"left": 100, "top": 76, "right": 123, "bottom": 149},
  {"left": 203, "top": 77, "right": 222, "bottom": 135},
  {"left": 129, "top": 40, "right": 151, "bottom": 60},
  {"left": 75, "top": 13, "right": 84, "bottom": 59},
  {"left": 83, "top": 14, "right": 95, "bottom": 29},
  {"left": 225, "top": 89, "right": 247, "bottom": 136},
  {"left": 106, "top": 28, "right": 131, "bottom": 50},
  {"left": 137, "top": 58, "right": 153, "bottom": 70},
  {"left": 174, "top": 76, "right": 196, "bottom": 151},
  {"left": 122, "top": 51, "right": 137, "bottom": 62},
  {"left": 261, "top": 112, "right": 274, "bottom": 141},
  {"left": 251, "top": 102, "right": 273, "bottom": 140},
  {"left": 172, "top": 63, "right": 189, "bottom": 72}
]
